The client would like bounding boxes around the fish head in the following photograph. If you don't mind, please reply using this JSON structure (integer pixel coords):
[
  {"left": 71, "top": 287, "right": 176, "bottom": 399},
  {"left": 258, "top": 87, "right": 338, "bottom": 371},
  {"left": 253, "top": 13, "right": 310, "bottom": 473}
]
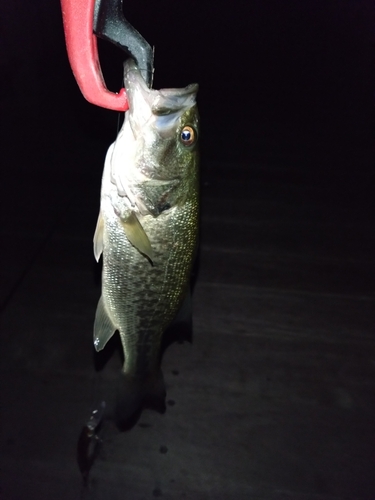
[{"left": 111, "top": 59, "right": 199, "bottom": 216}]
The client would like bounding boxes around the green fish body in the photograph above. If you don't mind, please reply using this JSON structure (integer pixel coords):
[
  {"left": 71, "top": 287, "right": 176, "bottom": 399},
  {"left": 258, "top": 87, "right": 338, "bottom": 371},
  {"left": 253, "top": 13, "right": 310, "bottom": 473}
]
[{"left": 93, "top": 60, "right": 199, "bottom": 426}]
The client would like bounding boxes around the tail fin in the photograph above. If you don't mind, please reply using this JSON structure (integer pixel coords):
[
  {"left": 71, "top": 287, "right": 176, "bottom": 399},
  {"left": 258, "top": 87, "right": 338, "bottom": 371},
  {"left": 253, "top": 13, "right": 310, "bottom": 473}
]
[{"left": 115, "top": 370, "right": 166, "bottom": 430}]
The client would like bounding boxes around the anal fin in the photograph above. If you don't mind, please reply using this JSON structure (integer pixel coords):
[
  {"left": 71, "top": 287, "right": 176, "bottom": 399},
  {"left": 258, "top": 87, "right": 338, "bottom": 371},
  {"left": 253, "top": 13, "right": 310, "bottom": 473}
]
[{"left": 93, "top": 296, "right": 116, "bottom": 352}]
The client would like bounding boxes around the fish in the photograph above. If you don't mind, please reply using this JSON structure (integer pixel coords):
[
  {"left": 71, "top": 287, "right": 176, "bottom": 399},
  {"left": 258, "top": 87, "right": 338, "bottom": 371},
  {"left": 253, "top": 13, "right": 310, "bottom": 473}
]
[{"left": 93, "top": 59, "right": 199, "bottom": 428}]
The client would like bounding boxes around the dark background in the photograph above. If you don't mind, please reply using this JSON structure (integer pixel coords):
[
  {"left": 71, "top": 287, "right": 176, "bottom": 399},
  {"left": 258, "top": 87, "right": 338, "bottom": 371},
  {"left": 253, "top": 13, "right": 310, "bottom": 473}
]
[
  {"left": 1, "top": 0, "right": 373, "bottom": 177},
  {"left": 0, "top": 1, "right": 374, "bottom": 499}
]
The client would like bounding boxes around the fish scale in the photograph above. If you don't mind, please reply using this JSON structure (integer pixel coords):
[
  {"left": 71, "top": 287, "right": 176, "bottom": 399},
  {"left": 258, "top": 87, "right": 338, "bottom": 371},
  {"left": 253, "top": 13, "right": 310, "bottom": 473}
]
[
  {"left": 93, "top": 59, "right": 199, "bottom": 425},
  {"left": 102, "top": 198, "right": 198, "bottom": 376}
]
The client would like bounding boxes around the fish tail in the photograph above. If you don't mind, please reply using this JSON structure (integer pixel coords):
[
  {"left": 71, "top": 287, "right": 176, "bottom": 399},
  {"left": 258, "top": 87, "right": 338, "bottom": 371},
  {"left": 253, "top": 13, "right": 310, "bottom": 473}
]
[{"left": 115, "top": 369, "right": 166, "bottom": 430}]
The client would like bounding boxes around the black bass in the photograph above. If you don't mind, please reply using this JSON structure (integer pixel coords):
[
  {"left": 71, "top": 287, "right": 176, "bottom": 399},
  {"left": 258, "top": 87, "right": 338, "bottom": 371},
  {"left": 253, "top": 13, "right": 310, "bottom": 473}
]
[{"left": 93, "top": 59, "right": 199, "bottom": 427}]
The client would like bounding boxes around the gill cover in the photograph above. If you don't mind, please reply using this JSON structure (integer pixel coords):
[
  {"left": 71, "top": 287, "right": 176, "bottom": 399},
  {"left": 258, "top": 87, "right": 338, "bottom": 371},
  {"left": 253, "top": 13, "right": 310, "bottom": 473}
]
[{"left": 109, "top": 59, "right": 198, "bottom": 217}]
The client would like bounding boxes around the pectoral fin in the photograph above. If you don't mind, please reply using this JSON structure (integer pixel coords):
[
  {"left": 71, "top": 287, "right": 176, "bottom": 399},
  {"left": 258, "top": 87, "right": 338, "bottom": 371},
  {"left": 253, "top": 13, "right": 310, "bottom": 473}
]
[
  {"left": 120, "top": 211, "right": 153, "bottom": 263},
  {"left": 93, "top": 296, "right": 117, "bottom": 352},
  {"left": 93, "top": 211, "right": 104, "bottom": 262}
]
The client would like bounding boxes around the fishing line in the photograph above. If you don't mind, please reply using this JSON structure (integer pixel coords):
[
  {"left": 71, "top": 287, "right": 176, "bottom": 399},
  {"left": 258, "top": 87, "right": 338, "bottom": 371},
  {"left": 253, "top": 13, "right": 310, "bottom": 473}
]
[
  {"left": 151, "top": 46, "right": 155, "bottom": 89},
  {"left": 116, "top": 111, "right": 122, "bottom": 136},
  {"left": 116, "top": 66, "right": 126, "bottom": 135}
]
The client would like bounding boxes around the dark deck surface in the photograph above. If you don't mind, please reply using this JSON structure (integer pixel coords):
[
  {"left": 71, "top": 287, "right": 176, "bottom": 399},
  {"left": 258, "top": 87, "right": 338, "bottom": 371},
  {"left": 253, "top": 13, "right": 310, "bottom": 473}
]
[
  {"left": 1, "top": 1, "right": 374, "bottom": 499},
  {"left": 1, "top": 107, "right": 374, "bottom": 499}
]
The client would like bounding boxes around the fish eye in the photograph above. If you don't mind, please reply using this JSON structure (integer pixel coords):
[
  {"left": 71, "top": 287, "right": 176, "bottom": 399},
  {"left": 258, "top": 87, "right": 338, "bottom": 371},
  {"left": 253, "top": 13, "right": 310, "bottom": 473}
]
[{"left": 180, "top": 126, "right": 196, "bottom": 147}]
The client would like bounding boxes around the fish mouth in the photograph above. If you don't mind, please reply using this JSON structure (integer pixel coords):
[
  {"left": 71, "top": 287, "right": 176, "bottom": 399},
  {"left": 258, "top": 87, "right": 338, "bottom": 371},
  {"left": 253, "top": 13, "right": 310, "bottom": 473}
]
[
  {"left": 109, "top": 60, "right": 198, "bottom": 217},
  {"left": 123, "top": 59, "right": 198, "bottom": 136}
]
